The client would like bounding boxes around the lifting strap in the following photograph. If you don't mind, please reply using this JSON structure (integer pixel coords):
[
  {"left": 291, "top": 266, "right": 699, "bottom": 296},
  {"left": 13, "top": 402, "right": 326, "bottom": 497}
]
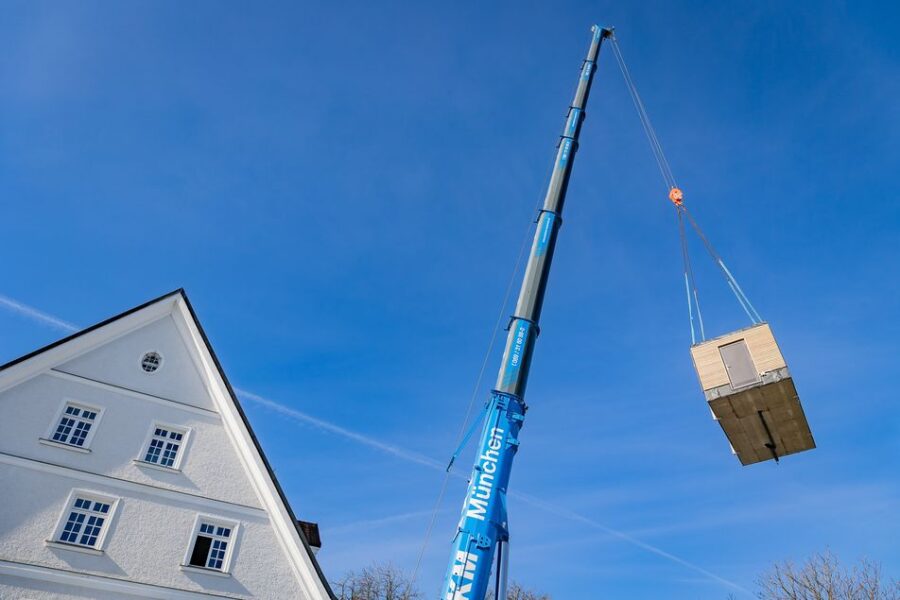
[
  {"left": 677, "top": 204, "right": 705, "bottom": 343},
  {"left": 610, "top": 35, "right": 762, "bottom": 342},
  {"left": 681, "top": 207, "right": 762, "bottom": 325}
]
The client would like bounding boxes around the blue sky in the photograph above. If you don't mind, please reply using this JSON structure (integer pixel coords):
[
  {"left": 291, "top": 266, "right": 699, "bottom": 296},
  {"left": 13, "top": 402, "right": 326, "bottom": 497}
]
[{"left": 2, "top": 1, "right": 898, "bottom": 598}]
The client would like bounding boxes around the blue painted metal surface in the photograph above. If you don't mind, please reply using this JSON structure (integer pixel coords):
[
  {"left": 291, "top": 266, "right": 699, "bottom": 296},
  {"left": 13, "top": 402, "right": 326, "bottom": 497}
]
[{"left": 440, "top": 24, "right": 611, "bottom": 600}]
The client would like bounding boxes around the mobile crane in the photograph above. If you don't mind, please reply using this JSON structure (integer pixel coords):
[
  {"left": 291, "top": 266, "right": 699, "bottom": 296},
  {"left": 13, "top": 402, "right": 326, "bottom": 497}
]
[
  {"left": 440, "top": 25, "right": 612, "bottom": 600},
  {"left": 438, "top": 16, "right": 819, "bottom": 598}
]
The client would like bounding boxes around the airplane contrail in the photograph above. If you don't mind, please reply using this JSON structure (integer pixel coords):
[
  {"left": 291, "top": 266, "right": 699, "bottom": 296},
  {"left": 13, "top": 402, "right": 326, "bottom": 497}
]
[
  {"left": 0, "top": 294, "right": 79, "bottom": 332},
  {"left": 327, "top": 509, "right": 441, "bottom": 535},
  {"left": 0, "top": 293, "right": 752, "bottom": 596},
  {"left": 235, "top": 388, "right": 447, "bottom": 472},
  {"left": 508, "top": 490, "right": 752, "bottom": 595},
  {"left": 240, "top": 388, "right": 751, "bottom": 596}
]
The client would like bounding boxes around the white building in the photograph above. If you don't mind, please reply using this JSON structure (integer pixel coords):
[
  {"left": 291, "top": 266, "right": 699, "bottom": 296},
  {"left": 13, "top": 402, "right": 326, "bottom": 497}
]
[{"left": 0, "top": 290, "right": 336, "bottom": 599}]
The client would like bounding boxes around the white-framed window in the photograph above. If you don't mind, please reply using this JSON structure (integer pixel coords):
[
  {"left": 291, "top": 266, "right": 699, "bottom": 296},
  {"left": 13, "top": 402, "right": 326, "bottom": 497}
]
[
  {"left": 140, "top": 350, "right": 164, "bottom": 374},
  {"left": 138, "top": 423, "right": 190, "bottom": 470},
  {"left": 46, "top": 400, "right": 104, "bottom": 449},
  {"left": 52, "top": 490, "right": 119, "bottom": 551},
  {"left": 184, "top": 515, "right": 239, "bottom": 573}
]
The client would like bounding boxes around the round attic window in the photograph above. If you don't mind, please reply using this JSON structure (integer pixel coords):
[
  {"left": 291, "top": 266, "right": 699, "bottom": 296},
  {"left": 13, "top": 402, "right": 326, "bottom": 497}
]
[{"left": 141, "top": 352, "right": 163, "bottom": 373}]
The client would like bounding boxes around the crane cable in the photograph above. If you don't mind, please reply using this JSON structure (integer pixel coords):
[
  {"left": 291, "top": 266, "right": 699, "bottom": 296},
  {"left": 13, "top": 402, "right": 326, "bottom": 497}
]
[
  {"left": 682, "top": 208, "right": 762, "bottom": 324},
  {"left": 610, "top": 39, "right": 677, "bottom": 190},
  {"left": 677, "top": 204, "right": 705, "bottom": 343},
  {"left": 407, "top": 158, "right": 557, "bottom": 593},
  {"left": 609, "top": 35, "right": 762, "bottom": 341}
]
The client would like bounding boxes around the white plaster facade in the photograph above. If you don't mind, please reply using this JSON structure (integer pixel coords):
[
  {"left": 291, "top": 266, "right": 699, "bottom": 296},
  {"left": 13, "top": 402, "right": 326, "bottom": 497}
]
[{"left": 0, "top": 290, "right": 335, "bottom": 599}]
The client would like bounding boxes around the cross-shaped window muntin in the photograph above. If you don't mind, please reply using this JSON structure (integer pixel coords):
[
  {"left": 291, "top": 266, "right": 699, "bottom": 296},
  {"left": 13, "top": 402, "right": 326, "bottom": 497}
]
[
  {"left": 186, "top": 516, "right": 239, "bottom": 573},
  {"left": 51, "top": 402, "right": 102, "bottom": 448},
  {"left": 199, "top": 522, "right": 232, "bottom": 570},
  {"left": 55, "top": 492, "right": 117, "bottom": 550},
  {"left": 141, "top": 351, "right": 163, "bottom": 373},
  {"left": 144, "top": 425, "right": 186, "bottom": 468}
]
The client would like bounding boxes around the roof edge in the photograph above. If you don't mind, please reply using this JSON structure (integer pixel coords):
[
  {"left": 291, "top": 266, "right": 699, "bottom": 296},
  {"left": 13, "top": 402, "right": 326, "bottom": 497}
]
[
  {"left": 0, "top": 288, "right": 185, "bottom": 374},
  {"left": 0, "top": 288, "right": 337, "bottom": 598},
  {"left": 173, "top": 292, "right": 338, "bottom": 599}
]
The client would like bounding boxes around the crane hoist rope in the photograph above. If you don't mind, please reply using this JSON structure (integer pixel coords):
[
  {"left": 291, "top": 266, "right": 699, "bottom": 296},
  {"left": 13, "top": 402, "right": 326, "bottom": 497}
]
[
  {"left": 611, "top": 33, "right": 816, "bottom": 469},
  {"left": 610, "top": 35, "right": 762, "bottom": 342},
  {"left": 437, "top": 25, "right": 612, "bottom": 600},
  {"left": 432, "top": 25, "right": 813, "bottom": 600},
  {"left": 408, "top": 148, "right": 561, "bottom": 593},
  {"left": 610, "top": 36, "right": 677, "bottom": 191},
  {"left": 433, "top": 26, "right": 767, "bottom": 599}
]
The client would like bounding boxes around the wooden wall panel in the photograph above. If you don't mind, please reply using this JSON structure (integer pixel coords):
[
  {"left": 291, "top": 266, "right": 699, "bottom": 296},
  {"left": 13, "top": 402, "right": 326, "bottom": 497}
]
[{"left": 690, "top": 323, "right": 786, "bottom": 391}]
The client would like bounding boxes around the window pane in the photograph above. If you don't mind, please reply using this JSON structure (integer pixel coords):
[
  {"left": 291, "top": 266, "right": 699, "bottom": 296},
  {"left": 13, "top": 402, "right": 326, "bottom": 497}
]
[
  {"left": 79, "top": 516, "right": 105, "bottom": 547},
  {"left": 161, "top": 442, "right": 180, "bottom": 467},
  {"left": 208, "top": 539, "right": 227, "bottom": 569},
  {"left": 145, "top": 438, "right": 164, "bottom": 463},
  {"left": 54, "top": 418, "right": 74, "bottom": 442},
  {"left": 60, "top": 512, "right": 84, "bottom": 542},
  {"left": 70, "top": 422, "right": 92, "bottom": 446},
  {"left": 190, "top": 535, "right": 212, "bottom": 567}
]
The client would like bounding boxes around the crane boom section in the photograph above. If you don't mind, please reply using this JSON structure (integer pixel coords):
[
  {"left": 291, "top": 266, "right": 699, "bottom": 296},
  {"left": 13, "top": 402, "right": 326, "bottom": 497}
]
[{"left": 441, "top": 25, "right": 610, "bottom": 600}]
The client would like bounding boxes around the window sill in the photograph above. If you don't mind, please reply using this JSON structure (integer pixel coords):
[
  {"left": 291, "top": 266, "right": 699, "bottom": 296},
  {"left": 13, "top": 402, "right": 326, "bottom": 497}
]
[
  {"left": 39, "top": 438, "right": 91, "bottom": 454},
  {"left": 132, "top": 459, "right": 181, "bottom": 473},
  {"left": 45, "top": 540, "right": 103, "bottom": 556},
  {"left": 180, "top": 564, "right": 231, "bottom": 578}
]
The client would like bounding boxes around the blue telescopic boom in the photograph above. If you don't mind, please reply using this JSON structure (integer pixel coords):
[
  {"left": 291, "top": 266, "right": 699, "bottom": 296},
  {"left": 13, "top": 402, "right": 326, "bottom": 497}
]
[{"left": 441, "top": 25, "right": 611, "bottom": 600}]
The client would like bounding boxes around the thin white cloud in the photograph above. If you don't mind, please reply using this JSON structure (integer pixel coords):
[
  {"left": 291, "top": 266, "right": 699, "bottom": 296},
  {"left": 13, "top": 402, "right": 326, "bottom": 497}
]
[
  {"left": 235, "top": 388, "right": 446, "bottom": 472},
  {"left": 327, "top": 509, "right": 439, "bottom": 536},
  {"left": 0, "top": 294, "right": 78, "bottom": 332},
  {"left": 508, "top": 491, "right": 752, "bottom": 596},
  {"left": 1, "top": 293, "right": 751, "bottom": 596},
  {"left": 237, "top": 387, "right": 751, "bottom": 596}
]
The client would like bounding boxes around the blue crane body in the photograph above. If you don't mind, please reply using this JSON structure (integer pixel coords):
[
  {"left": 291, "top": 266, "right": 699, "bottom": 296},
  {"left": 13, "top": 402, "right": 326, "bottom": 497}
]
[{"left": 441, "top": 24, "right": 611, "bottom": 600}]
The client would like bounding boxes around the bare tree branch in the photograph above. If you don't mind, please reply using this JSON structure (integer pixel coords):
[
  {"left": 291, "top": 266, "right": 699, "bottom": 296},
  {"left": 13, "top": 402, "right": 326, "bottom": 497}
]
[
  {"left": 757, "top": 551, "right": 899, "bottom": 600},
  {"left": 332, "top": 563, "right": 422, "bottom": 600},
  {"left": 485, "top": 581, "right": 552, "bottom": 600}
]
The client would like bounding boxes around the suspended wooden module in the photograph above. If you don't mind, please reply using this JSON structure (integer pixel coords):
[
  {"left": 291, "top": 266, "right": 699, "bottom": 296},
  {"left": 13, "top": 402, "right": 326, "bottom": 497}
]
[
  {"left": 609, "top": 37, "right": 817, "bottom": 467},
  {"left": 690, "top": 323, "right": 815, "bottom": 465}
]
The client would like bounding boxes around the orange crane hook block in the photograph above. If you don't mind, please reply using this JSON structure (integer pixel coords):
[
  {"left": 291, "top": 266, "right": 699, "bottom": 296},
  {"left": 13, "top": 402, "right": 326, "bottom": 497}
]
[
  {"left": 610, "top": 32, "right": 816, "bottom": 467},
  {"left": 669, "top": 187, "right": 684, "bottom": 206}
]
